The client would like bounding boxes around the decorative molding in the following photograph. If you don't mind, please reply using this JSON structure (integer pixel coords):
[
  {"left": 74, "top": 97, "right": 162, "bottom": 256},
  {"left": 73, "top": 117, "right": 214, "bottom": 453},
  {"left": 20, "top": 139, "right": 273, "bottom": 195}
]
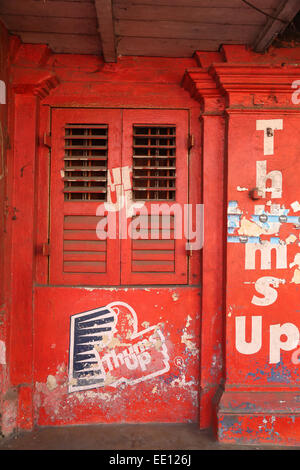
[
  {"left": 209, "top": 64, "right": 300, "bottom": 109},
  {"left": 181, "top": 68, "right": 225, "bottom": 114},
  {"left": 12, "top": 73, "right": 60, "bottom": 99}
]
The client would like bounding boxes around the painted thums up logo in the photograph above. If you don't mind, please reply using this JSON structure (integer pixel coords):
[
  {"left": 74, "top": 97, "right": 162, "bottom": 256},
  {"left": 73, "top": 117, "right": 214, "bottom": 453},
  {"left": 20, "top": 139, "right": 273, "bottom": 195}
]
[{"left": 69, "top": 302, "right": 170, "bottom": 393}]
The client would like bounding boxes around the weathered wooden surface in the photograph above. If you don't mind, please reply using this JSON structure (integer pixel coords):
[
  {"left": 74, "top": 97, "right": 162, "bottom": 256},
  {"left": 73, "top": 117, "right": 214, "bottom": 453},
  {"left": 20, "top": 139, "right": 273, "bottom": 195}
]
[{"left": 0, "top": 0, "right": 296, "bottom": 56}]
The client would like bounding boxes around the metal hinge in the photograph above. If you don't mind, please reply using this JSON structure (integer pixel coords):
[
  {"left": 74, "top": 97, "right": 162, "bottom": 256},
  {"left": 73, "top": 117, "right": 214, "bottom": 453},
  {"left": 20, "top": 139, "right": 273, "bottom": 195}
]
[
  {"left": 43, "top": 133, "right": 51, "bottom": 148},
  {"left": 188, "top": 134, "right": 194, "bottom": 150}
]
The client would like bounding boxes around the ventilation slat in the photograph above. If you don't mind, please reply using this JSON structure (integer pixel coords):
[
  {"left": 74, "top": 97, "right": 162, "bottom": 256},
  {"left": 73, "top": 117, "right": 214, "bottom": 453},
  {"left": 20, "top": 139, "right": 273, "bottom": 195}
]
[
  {"left": 63, "top": 177, "right": 107, "bottom": 182},
  {"left": 64, "top": 166, "right": 107, "bottom": 171},
  {"left": 64, "top": 123, "right": 108, "bottom": 201},
  {"left": 64, "top": 187, "right": 106, "bottom": 195},
  {"left": 132, "top": 124, "right": 176, "bottom": 201},
  {"left": 63, "top": 156, "right": 108, "bottom": 161}
]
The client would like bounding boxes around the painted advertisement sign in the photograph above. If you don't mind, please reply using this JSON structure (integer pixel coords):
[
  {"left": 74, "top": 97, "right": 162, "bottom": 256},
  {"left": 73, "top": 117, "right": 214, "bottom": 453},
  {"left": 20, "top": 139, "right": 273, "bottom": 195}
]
[
  {"left": 69, "top": 301, "right": 170, "bottom": 393},
  {"left": 227, "top": 113, "right": 300, "bottom": 385}
]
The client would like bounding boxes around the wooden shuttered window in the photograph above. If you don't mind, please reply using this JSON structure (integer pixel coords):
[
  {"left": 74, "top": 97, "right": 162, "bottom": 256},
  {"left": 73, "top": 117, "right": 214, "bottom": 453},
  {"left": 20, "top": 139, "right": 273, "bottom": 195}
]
[
  {"left": 121, "top": 110, "right": 189, "bottom": 285},
  {"left": 49, "top": 108, "right": 189, "bottom": 286},
  {"left": 49, "top": 109, "right": 121, "bottom": 285}
]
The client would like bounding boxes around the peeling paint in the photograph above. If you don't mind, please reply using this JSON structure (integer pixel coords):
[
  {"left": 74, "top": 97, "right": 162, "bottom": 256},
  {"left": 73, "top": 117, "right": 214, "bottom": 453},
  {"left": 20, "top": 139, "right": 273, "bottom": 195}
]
[
  {"left": 291, "top": 201, "right": 300, "bottom": 213},
  {"left": 0, "top": 340, "right": 6, "bottom": 364},
  {"left": 238, "top": 216, "right": 266, "bottom": 237},
  {"left": 47, "top": 375, "right": 58, "bottom": 391},
  {"left": 291, "top": 269, "right": 300, "bottom": 284},
  {"left": 286, "top": 234, "right": 297, "bottom": 245},
  {"left": 290, "top": 253, "right": 300, "bottom": 284},
  {"left": 181, "top": 315, "right": 198, "bottom": 356}
]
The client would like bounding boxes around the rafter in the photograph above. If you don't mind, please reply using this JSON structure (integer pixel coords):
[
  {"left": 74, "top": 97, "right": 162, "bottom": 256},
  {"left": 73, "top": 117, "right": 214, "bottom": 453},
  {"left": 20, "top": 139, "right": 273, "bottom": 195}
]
[
  {"left": 94, "top": 0, "right": 117, "bottom": 62},
  {"left": 254, "top": 0, "right": 300, "bottom": 52}
]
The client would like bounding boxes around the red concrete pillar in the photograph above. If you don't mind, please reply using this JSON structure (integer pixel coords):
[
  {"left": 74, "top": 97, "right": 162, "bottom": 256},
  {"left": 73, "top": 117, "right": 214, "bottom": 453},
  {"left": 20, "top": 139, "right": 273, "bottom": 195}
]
[
  {"left": 0, "top": 20, "right": 10, "bottom": 436},
  {"left": 2, "top": 46, "right": 59, "bottom": 434},
  {"left": 211, "top": 62, "right": 300, "bottom": 445},
  {"left": 182, "top": 63, "right": 226, "bottom": 428},
  {"left": 7, "top": 91, "right": 38, "bottom": 432}
]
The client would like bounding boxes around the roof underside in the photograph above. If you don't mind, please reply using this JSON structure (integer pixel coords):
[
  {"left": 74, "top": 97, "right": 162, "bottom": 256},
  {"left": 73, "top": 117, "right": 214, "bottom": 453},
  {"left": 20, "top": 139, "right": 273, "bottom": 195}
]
[{"left": 0, "top": 0, "right": 299, "bottom": 61}]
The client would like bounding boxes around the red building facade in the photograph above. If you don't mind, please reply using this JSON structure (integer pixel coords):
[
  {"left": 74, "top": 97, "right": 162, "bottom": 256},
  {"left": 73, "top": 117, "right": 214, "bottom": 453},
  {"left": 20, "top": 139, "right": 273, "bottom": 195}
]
[{"left": 1, "top": 21, "right": 300, "bottom": 445}]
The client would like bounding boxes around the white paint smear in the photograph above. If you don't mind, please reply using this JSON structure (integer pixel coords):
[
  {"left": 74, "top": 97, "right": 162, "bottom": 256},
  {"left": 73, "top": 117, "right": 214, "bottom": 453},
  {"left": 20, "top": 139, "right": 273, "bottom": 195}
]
[
  {"left": 291, "top": 201, "right": 300, "bottom": 213},
  {"left": 0, "top": 340, "right": 6, "bottom": 365}
]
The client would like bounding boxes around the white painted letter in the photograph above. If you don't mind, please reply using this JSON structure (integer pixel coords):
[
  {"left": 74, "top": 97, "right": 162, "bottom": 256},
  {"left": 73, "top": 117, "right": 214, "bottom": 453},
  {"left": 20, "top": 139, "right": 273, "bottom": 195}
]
[
  {"left": 256, "top": 161, "right": 282, "bottom": 199},
  {"left": 235, "top": 316, "right": 262, "bottom": 355},
  {"left": 291, "top": 80, "right": 300, "bottom": 105},
  {"left": 245, "top": 242, "right": 287, "bottom": 270},
  {"left": 269, "top": 323, "right": 300, "bottom": 364},
  {"left": 256, "top": 119, "right": 283, "bottom": 155},
  {"left": 251, "top": 276, "right": 283, "bottom": 306}
]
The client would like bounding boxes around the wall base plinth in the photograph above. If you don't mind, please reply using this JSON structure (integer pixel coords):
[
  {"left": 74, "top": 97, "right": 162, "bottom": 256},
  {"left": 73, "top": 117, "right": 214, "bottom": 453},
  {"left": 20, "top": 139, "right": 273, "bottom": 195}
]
[{"left": 217, "top": 390, "right": 300, "bottom": 446}]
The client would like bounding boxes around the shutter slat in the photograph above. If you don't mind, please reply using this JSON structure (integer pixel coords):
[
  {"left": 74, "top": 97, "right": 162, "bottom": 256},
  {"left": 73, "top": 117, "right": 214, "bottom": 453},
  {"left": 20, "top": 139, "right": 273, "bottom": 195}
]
[
  {"left": 63, "top": 156, "right": 108, "bottom": 161},
  {"left": 132, "top": 239, "right": 175, "bottom": 250},
  {"left": 130, "top": 215, "right": 175, "bottom": 273},
  {"left": 64, "top": 261, "right": 106, "bottom": 273},
  {"left": 64, "top": 230, "right": 103, "bottom": 241},
  {"left": 64, "top": 252, "right": 106, "bottom": 262},
  {"left": 132, "top": 260, "right": 175, "bottom": 272},
  {"left": 63, "top": 187, "right": 107, "bottom": 193},
  {"left": 132, "top": 250, "right": 174, "bottom": 261},
  {"left": 64, "top": 240, "right": 106, "bottom": 251},
  {"left": 64, "top": 123, "right": 108, "bottom": 201},
  {"left": 63, "top": 215, "right": 107, "bottom": 273}
]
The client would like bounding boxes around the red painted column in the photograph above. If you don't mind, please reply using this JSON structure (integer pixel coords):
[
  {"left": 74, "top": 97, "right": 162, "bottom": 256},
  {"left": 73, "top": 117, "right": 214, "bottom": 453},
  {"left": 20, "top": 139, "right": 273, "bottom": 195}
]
[
  {"left": 182, "top": 62, "right": 226, "bottom": 428},
  {"left": 3, "top": 48, "right": 59, "bottom": 433},
  {"left": 211, "top": 62, "right": 300, "bottom": 445},
  {"left": 0, "top": 21, "right": 11, "bottom": 436},
  {"left": 8, "top": 91, "right": 38, "bottom": 431}
]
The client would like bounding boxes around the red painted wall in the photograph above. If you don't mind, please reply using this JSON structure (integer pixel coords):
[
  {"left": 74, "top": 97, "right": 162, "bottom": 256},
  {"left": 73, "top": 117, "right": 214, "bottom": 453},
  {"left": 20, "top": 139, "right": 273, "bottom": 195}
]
[
  {"left": 4, "top": 42, "right": 208, "bottom": 433},
  {"left": 3, "top": 26, "right": 300, "bottom": 445}
]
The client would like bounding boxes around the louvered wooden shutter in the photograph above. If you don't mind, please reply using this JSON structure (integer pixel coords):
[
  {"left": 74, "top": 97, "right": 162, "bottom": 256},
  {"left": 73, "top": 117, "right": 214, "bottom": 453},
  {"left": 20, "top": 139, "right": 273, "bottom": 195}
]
[
  {"left": 121, "top": 110, "right": 189, "bottom": 285},
  {"left": 49, "top": 109, "right": 122, "bottom": 285}
]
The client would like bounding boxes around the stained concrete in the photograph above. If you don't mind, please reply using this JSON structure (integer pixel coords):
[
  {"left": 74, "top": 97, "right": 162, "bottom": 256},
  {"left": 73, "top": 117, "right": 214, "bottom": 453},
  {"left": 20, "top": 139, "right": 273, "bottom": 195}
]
[{"left": 0, "top": 424, "right": 299, "bottom": 450}]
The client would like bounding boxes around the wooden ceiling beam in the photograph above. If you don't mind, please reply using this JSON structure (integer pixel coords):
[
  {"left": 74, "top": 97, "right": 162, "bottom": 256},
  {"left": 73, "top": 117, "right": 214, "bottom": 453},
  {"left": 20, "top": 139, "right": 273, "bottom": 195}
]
[
  {"left": 94, "top": 0, "right": 117, "bottom": 62},
  {"left": 253, "top": 0, "right": 300, "bottom": 52}
]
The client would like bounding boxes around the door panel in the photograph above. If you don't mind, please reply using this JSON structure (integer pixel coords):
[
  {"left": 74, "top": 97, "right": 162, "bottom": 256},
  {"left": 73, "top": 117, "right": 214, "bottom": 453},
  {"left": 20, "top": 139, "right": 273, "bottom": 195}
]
[
  {"left": 121, "top": 109, "right": 189, "bottom": 285},
  {"left": 49, "top": 108, "right": 122, "bottom": 285}
]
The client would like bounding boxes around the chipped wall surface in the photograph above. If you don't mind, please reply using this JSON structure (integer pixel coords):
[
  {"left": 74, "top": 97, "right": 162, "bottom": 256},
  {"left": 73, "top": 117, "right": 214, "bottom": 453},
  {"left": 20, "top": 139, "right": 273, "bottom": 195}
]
[
  {"left": 34, "top": 287, "right": 200, "bottom": 426},
  {"left": 226, "top": 113, "right": 300, "bottom": 385},
  {"left": 5, "top": 33, "right": 300, "bottom": 443},
  {"left": 3, "top": 43, "right": 204, "bottom": 430}
]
